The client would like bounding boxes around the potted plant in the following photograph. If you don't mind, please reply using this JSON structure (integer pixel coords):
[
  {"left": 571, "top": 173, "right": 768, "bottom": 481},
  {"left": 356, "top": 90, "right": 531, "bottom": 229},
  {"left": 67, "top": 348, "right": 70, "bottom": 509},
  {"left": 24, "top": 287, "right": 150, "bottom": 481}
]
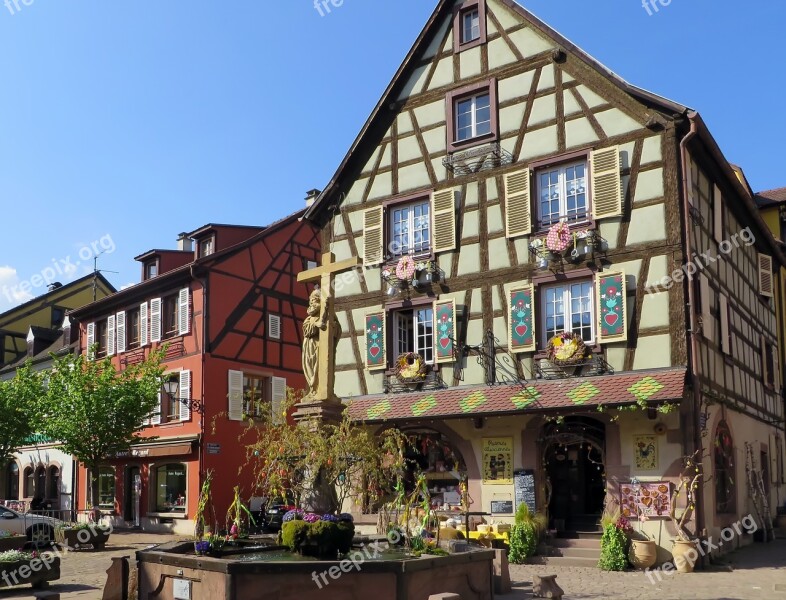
[
  {"left": 193, "top": 470, "right": 216, "bottom": 555},
  {"left": 508, "top": 503, "right": 547, "bottom": 564},
  {"left": 0, "top": 549, "right": 60, "bottom": 589},
  {"left": 627, "top": 479, "right": 658, "bottom": 570},
  {"left": 669, "top": 450, "right": 704, "bottom": 573},
  {"left": 55, "top": 522, "right": 111, "bottom": 550},
  {"left": 0, "top": 531, "right": 27, "bottom": 553}
]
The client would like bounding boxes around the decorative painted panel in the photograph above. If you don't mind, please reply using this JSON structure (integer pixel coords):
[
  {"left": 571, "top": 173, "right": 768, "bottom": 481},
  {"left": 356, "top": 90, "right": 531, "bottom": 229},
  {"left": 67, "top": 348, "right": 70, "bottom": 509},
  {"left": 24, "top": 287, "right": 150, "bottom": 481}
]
[
  {"left": 509, "top": 285, "right": 535, "bottom": 352},
  {"left": 434, "top": 299, "right": 456, "bottom": 364},
  {"left": 365, "top": 312, "right": 386, "bottom": 370},
  {"left": 597, "top": 271, "right": 627, "bottom": 343}
]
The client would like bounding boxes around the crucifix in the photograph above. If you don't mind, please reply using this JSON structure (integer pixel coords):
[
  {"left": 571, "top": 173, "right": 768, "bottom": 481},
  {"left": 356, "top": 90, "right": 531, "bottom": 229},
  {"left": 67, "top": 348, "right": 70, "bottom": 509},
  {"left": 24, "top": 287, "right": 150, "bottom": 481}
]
[{"left": 297, "top": 252, "right": 362, "bottom": 404}]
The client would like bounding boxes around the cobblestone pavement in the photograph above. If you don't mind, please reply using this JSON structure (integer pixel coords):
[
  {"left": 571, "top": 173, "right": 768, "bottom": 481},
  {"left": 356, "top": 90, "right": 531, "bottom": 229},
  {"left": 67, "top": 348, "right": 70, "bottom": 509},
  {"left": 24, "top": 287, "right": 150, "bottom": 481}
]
[
  {"left": 0, "top": 532, "right": 783, "bottom": 599},
  {"left": 500, "top": 538, "right": 786, "bottom": 600},
  {"left": 0, "top": 531, "right": 184, "bottom": 600}
]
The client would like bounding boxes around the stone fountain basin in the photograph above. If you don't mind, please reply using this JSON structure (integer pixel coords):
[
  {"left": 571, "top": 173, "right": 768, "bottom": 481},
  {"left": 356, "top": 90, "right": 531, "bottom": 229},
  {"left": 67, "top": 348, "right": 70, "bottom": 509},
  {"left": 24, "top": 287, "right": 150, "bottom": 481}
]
[{"left": 137, "top": 541, "right": 494, "bottom": 600}]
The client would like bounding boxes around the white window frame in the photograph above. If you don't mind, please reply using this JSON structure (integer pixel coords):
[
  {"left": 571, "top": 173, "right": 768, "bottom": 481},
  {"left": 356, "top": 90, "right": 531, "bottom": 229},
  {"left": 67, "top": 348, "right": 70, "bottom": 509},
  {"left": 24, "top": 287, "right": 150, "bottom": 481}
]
[
  {"left": 461, "top": 8, "right": 480, "bottom": 43},
  {"left": 392, "top": 307, "right": 434, "bottom": 364},
  {"left": 455, "top": 92, "right": 491, "bottom": 142},
  {"left": 199, "top": 237, "right": 214, "bottom": 258},
  {"left": 389, "top": 200, "right": 431, "bottom": 257},
  {"left": 540, "top": 280, "right": 595, "bottom": 345},
  {"left": 536, "top": 160, "right": 590, "bottom": 228}
]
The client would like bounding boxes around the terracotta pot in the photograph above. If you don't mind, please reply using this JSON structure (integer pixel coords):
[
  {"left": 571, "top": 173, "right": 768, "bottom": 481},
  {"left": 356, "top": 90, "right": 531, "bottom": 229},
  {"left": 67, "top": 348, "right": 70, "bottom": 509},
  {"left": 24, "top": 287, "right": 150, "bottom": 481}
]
[
  {"left": 672, "top": 540, "right": 699, "bottom": 573},
  {"left": 629, "top": 539, "right": 657, "bottom": 570}
]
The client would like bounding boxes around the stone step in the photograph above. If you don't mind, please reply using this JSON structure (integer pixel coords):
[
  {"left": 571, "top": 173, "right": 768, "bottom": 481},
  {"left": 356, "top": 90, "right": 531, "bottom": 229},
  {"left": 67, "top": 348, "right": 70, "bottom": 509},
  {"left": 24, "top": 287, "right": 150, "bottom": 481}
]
[
  {"left": 526, "top": 555, "right": 599, "bottom": 568},
  {"left": 546, "top": 537, "right": 602, "bottom": 549},
  {"left": 537, "top": 546, "right": 601, "bottom": 560}
]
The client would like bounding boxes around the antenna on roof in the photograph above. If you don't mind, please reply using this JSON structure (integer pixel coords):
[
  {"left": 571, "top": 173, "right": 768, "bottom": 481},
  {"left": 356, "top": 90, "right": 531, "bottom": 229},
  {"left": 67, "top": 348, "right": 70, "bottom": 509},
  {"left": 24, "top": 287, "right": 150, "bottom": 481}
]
[{"left": 93, "top": 252, "right": 118, "bottom": 302}]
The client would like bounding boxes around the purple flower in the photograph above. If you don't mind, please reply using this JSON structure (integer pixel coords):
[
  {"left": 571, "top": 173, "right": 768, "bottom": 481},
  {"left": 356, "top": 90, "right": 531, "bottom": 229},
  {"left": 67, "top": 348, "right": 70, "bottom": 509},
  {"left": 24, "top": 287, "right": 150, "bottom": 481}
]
[
  {"left": 321, "top": 514, "right": 339, "bottom": 523},
  {"left": 338, "top": 513, "right": 354, "bottom": 523},
  {"left": 282, "top": 509, "right": 304, "bottom": 522},
  {"left": 303, "top": 513, "right": 321, "bottom": 523},
  {"left": 195, "top": 541, "right": 211, "bottom": 555}
]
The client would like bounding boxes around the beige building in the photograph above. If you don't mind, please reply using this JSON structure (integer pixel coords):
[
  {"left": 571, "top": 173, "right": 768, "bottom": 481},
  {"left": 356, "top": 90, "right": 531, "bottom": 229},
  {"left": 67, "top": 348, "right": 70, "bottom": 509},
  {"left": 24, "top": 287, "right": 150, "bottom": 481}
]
[{"left": 303, "top": 0, "right": 786, "bottom": 562}]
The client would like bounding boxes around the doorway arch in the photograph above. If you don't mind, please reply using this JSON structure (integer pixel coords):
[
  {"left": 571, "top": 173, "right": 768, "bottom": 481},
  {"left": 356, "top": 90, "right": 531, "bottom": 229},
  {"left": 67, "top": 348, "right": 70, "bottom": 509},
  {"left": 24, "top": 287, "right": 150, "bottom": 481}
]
[{"left": 540, "top": 416, "right": 606, "bottom": 532}]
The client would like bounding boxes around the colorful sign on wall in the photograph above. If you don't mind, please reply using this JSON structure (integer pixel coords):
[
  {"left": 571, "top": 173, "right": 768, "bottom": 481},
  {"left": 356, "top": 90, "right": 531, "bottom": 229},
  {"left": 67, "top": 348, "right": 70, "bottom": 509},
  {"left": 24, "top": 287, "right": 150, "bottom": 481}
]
[{"left": 482, "top": 437, "right": 513, "bottom": 485}]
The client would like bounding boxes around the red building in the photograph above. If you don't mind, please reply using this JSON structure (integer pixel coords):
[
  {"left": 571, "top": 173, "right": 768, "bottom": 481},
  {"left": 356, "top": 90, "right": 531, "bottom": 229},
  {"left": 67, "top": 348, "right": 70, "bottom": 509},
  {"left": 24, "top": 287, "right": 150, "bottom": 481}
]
[{"left": 69, "top": 212, "right": 320, "bottom": 534}]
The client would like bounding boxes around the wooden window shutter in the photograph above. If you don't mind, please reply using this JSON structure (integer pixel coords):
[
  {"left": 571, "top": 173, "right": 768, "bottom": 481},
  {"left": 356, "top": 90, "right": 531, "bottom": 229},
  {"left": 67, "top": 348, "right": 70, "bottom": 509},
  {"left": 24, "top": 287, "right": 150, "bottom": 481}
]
[
  {"left": 363, "top": 206, "right": 384, "bottom": 266},
  {"left": 504, "top": 169, "right": 532, "bottom": 239},
  {"left": 228, "top": 370, "right": 244, "bottom": 421},
  {"left": 699, "top": 274, "right": 713, "bottom": 342},
  {"left": 596, "top": 271, "right": 628, "bottom": 343},
  {"left": 179, "top": 370, "right": 192, "bottom": 422},
  {"left": 365, "top": 312, "right": 386, "bottom": 370},
  {"left": 268, "top": 314, "right": 282, "bottom": 340},
  {"left": 719, "top": 295, "right": 731, "bottom": 355},
  {"left": 86, "top": 322, "right": 96, "bottom": 360},
  {"left": 150, "top": 298, "right": 162, "bottom": 343},
  {"left": 116, "top": 312, "right": 127, "bottom": 354},
  {"left": 271, "top": 377, "right": 287, "bottom": 425},
  {"left": 140, "top": 302, "right": 149, "bottom": 347},
  {"left": 509, "top": 285, "right": 536, "bottom": 353},
  {"left": 107, "top": 316, "right": 116, "bottom": 357},
  {"left": 432, "top": 188, "right": 457, "bottom": 253},
  {"left": 433, "top": 299, "right": 456, "bottom": 364},
  {"left": 758, "top": 253, "right": 774, "bottom": 297},
  {"left": 150, "top": 391, "right": 162, "bottom": 426},
  {"left": 590, "top": 146, "right": 623, "bottom": 220},
  {"left": 713, "top": 184, "right": 724, "bottom": 244},
  {"left": 178, "top": 288, "right": 190, "bottom": 336}
]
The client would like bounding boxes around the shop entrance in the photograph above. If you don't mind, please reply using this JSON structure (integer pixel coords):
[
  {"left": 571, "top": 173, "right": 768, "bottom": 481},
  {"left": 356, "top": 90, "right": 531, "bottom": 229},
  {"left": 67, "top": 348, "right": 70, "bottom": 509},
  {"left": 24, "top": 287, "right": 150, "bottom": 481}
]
[
  {"left": 124, "top": 466, "right": 141, "bottom": 526},
  {"left": 542, "top": 417, "right": 606, "bottom": 533}
]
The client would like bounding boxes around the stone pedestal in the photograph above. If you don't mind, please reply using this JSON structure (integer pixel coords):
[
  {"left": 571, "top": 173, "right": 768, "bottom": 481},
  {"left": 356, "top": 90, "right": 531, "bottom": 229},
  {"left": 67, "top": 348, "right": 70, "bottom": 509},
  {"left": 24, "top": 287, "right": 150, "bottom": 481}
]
[
  {"left": 532, "top": 574, "right": 564, "bottom": 599},
  {"left": 292, "top": 399, "right": 345, "bottom": 428},
  {"left": 493, "top": 549, "right": 511, "bottom": 594}
]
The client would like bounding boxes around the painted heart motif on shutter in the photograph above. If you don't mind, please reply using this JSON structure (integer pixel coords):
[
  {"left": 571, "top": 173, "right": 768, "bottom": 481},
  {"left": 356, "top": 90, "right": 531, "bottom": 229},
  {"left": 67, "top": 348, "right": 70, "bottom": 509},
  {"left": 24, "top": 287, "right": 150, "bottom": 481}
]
[
  {"left": 439, "top": 337, "right": 451, "bottom": 350},
  {"left": 515, "top": 323, "right": 528, "bottom": 338},
  {"left": 604, "top": 313, "right": 619, "bottom": 327},
  {"left": 369, "top": 345, "right": 381, "bottom": 358}
]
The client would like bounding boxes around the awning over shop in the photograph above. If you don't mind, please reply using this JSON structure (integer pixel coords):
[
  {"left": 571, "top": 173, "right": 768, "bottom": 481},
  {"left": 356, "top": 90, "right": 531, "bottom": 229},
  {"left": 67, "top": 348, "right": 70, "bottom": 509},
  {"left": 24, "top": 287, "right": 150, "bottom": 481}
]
[
  {"left": 114, "top": 435, "right": 198, "bottom": 459},
  {"left": 347, "top": 368, "right": 687, "bottom": 423}
]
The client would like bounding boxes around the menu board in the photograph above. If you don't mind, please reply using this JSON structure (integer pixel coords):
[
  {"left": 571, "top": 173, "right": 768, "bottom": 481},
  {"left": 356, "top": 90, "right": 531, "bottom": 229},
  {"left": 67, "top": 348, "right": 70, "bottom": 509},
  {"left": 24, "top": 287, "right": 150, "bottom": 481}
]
[
  {"left": 619, "top": 481, "right": 672, "bottom": 520},
  {"left": 514, "top": 469, "right": 536, "bottom": 515},
  {"left": 491, "top": 500, "right": 514, "bottom": 515}
]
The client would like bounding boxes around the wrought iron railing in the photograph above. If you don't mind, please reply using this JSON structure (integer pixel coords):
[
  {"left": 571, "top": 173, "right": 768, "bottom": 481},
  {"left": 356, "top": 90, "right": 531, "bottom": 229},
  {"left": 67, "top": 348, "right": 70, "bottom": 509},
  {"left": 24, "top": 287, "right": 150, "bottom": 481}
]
[
  {"left": 383, "top": 368, "right": 447, "bottom": 394},
  {"left": 534, "top": 355, "right": 614, "bottom": 380}
]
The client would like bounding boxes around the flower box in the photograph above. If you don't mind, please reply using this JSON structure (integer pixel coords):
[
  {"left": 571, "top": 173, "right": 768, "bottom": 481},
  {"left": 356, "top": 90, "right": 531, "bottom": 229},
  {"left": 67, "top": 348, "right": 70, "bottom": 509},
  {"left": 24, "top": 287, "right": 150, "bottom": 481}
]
[
  {"left": 0, "top": 537, "right": 27, "bottom": 553},
  {"left": 0, "top": 555, "right": 60, "bottom": 589},
  {"left": 55, "top": 526, "right": 111, "bottom": 550}
]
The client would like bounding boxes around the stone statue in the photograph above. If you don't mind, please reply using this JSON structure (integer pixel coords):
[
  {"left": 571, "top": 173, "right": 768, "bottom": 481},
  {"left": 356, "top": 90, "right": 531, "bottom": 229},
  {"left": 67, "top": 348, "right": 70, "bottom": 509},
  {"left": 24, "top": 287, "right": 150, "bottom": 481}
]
[{"left": 302, "top": 288, "right": 342, "bottom": 402}]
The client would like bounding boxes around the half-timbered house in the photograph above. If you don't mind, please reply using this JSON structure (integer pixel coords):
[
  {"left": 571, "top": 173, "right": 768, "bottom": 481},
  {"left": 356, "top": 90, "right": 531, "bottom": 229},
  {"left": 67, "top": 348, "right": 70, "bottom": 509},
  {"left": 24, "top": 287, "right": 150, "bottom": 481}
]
[
  {"left": 69, "top": 213, "right": 320, "bottom": 534},
  {"left": 303, "top": 0, "right": 786, "bottom": 561}
]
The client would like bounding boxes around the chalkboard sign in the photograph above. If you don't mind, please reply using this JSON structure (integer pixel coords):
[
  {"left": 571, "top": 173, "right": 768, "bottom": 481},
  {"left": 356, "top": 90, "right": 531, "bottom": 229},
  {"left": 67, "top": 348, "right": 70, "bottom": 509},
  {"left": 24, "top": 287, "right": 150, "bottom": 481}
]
[
  {"left": 514, "top": 469, "right": 536, "bottom": 514},
  {"left": 491, "top": 500, "right": 514, "bottom": 515}
]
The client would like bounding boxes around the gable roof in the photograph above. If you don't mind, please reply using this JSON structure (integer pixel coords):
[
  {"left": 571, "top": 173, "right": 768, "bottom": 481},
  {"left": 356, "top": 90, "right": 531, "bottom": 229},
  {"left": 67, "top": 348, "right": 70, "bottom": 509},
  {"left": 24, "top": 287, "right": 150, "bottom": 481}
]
[
  {"left": 757, "top": 187, "right": 786, "bottom": 206},
  {"left": 304, "top": 0, "right": 689, "bottom": 223}
]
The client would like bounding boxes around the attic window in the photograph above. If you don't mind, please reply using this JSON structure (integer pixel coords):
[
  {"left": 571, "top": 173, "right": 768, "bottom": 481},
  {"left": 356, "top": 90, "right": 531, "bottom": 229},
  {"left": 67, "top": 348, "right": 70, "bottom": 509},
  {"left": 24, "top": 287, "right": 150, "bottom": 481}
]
[
  {"left": 199, "top": 237, "right": 215, "bottom": 258},
  {"left": 453, "top": 0, "right": 486, "bottom": 53},
  {"left": 446, "top": 79, "right": 498, "bottom": 153},
  {"left": 145, "top": 261, "right": 158, "bottom": 280}
]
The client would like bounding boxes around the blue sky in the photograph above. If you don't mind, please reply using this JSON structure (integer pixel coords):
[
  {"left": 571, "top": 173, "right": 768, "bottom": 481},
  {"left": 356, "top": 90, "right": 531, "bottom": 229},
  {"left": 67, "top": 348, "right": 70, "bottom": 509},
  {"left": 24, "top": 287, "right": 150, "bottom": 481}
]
[{"left": 1, "top": 0, "right": 783, "bottom": 310}]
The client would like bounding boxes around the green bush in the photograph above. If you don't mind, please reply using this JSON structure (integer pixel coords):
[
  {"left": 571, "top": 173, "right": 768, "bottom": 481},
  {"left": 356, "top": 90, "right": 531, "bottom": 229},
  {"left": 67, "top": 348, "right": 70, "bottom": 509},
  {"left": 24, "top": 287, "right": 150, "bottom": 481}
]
[
  {"left": 280, "top": 520, "right": 355, "bottom": 558},
  {"left": 598, "top": 523, "right": 628, "bottom": 571},
  {"left": 508, "top": 522, "right": 537, "bottom": 564}
]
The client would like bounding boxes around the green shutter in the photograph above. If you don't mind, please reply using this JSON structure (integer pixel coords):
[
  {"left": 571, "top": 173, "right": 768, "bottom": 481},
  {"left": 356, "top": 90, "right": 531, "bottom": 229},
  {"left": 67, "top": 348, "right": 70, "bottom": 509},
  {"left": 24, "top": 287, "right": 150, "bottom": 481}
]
[
  {"left": 509, "top": 285, "right": 536, "bottom": 353},
  {"left": 365, "top": 312, "right": 386, "bottom": 370},
  {"left": 434, "top": 299, "right": 456, "bottom": 364},
  {"left": 597, "top": 271, "right": 627, "bottom": 343}
]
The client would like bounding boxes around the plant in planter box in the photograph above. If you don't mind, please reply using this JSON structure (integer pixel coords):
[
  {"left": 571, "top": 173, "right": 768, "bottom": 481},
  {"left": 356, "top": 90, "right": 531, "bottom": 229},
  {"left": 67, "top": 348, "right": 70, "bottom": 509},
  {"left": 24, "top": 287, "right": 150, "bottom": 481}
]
[
  {"left": 508, "top": 503, "right": 547, "bottom": 564},
  {"left": 0, "top": 531, "right": 26, "bottom": 553},
  {"left": 598, "top": 505, "right": 629, "bottom": 571},
  {"left": 279, "top": 513, "right": 355, "bottom": 559},
  {"left": 55, "top": 522, "right": 111, "bottom": 550},
  {"left": 0, "top": 549, "right": 60, "bottom": 589}
]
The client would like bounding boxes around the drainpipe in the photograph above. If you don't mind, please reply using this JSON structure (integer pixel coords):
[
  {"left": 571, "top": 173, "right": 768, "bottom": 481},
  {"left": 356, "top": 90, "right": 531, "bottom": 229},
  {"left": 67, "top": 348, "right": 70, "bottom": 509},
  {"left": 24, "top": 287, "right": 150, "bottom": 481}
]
[
  {"left": 679, "top": 113, "right": 707, "bottom": 560},
  {"left": 190, "top": 264, "right": 208, "bottom": 523}
]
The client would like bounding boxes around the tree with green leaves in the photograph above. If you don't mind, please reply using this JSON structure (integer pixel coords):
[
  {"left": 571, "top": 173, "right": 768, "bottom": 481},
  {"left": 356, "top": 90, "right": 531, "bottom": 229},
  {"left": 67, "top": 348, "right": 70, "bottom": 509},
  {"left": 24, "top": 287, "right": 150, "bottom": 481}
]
[
  {"left": 36, "top": 349, "right": 165, "bottom": 511},
  {"left": 0, "top": 363, "right": 43, "bottom": 466}
]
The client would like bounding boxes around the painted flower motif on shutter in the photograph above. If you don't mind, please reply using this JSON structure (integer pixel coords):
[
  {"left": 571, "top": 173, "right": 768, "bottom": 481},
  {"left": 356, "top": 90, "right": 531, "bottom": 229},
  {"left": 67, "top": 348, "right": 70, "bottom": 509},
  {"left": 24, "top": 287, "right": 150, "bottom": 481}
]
[
  {"left": 434, "top": 301, "right": 455, "bottom": 363},
  {"left": 509, "top": 288, "right": 534, "bottom": 351},
  {"left": 365, "top": 314, "right": 385, "bottom": 369},
  {"left": 599, "top": 273, "right": 625, "bottom": 338}
]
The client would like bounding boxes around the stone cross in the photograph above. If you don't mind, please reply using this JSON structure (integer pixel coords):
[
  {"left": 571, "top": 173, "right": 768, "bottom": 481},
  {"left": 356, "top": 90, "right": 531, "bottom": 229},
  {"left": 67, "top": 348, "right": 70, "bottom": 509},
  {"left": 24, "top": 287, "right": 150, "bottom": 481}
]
[{"left": 297, "top": 252, "right": 361, "bottom": 404}]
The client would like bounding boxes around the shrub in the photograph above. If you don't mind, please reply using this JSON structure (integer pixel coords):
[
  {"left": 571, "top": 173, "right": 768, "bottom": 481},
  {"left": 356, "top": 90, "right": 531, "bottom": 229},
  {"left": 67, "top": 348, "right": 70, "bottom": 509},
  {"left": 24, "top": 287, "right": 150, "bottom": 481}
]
[
  {"left": 508, "top": 522, "right": 537, "bottom": 564},
  {"left": 280, "top": 520, "right": 355, "bottom": 558},
  {"left": 598, "top": 523, "right": 628, "bottom": 571}
]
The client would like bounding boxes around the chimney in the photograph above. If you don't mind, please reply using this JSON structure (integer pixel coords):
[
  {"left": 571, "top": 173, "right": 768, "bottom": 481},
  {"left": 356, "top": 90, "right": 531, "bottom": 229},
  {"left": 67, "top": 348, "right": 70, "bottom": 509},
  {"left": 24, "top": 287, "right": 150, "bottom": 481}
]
[
  {"left": 177, "top": 232, "right": 193, "bottom": 252},
  {"left": 47, "top": 282, "right": 63, "bottom": 292},
  {"left": 305, "top": 189, "right": 321, "bottom": 208}
]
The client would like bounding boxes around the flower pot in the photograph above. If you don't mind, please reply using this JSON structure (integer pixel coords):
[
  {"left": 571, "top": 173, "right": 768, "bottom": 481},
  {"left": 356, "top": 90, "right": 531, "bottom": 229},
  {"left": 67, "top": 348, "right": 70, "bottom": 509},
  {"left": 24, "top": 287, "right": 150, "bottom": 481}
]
[
  {"left": 629, "top": 539, "right": 657, "bottom": 570},
  {"left": 0, "top": 536, "right": 27, "bottom": 553},
  {"left": 55, "top": 527, "right": 111, "bottom": 550},
  {"left": 672, "top": 540, "right": 699, "bottom": 573},
  {"left": 0, "top": 556, "right": 60, "bottom": 589}
]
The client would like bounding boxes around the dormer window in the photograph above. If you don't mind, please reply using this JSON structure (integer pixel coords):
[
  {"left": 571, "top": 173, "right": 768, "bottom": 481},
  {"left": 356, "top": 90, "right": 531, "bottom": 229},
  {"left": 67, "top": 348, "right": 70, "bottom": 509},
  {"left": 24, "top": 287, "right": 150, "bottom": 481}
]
[
  {"left": 51, "top": 306, "right": 65, "bottom": 329},
  {"left": 199, "top": 237, "right": 215, "bottom": 258},
  {"left": 145, "top": 261, "right": 158, "bottom": 280}
]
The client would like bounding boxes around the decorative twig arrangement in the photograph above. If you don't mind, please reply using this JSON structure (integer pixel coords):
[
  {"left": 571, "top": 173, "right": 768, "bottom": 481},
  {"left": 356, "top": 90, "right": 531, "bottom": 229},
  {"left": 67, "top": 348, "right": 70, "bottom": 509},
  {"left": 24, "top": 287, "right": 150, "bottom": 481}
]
[{"left": 668, "top": 449, "right": 711, "bottom": 541}]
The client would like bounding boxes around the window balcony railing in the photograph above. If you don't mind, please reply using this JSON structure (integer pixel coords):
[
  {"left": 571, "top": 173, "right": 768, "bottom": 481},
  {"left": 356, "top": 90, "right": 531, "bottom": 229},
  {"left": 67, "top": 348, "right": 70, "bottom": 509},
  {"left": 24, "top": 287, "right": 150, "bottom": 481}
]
[
  {"left": 383, "top": 366, "right": 447, "bottom": 394},
  {"left": 534, "top": 354, "right": 614, "bottom": 380}
]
